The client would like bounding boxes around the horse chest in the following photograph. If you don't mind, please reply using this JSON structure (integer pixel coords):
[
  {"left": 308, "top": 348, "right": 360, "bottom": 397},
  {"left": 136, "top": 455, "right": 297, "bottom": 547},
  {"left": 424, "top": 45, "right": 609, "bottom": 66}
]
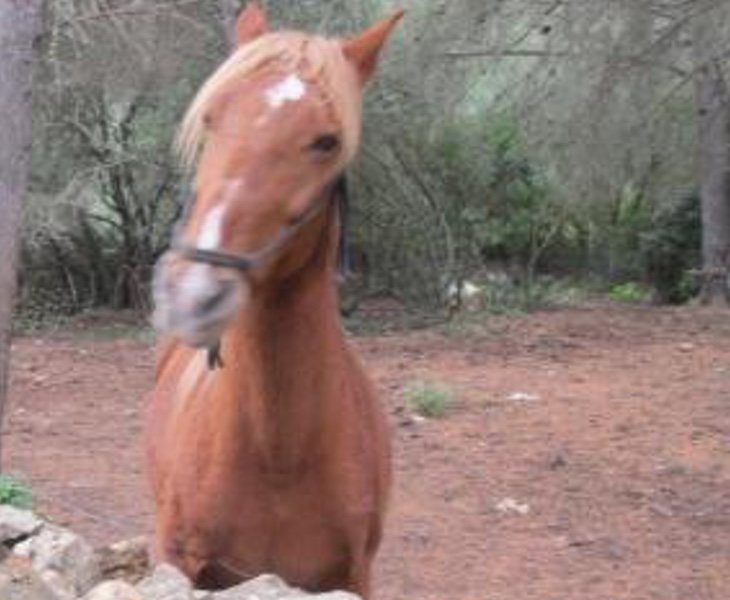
[
  {"left": 153, "top": 345, "right": 387, "bottom": 592},
  {"left": 210, "top": 474, "right": 353, "bottom": 587}
]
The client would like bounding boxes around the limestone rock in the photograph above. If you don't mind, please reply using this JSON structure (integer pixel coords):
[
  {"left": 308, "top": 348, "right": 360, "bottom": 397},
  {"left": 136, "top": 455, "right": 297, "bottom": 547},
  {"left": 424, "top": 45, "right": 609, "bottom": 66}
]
[
  {"left": 212, "top": 574, "right": 361, "bottom": 600},
  {"left": 38, "top": 568, "right": 76, "bottom": 600},
  {"left": 0, "top": 555, "right": 60, "bottom": 600},
  {"left": 97, "top": 536, "right": 150, "bottom": 584},
  {"left": 13, "top": 522, "right": 101, "bottom": 597},
  {"left": 83, "top": 580, "right": 145, "bottom": 600},
  {"left": 0, "top": 505, "right": 43, "bottom": 546},
  {"left": 136, "top": 563, "right": 195, "bottom": 600}
]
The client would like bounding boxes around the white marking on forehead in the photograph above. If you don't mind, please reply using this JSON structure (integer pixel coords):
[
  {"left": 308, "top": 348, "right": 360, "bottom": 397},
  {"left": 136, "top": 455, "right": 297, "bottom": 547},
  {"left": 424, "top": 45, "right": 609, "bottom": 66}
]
[
  {"left": 197, "top": 204, "right": 226, "bottom": 250},
  {"left": 265, "top": 74, "right": 307, "bottom": 109}
]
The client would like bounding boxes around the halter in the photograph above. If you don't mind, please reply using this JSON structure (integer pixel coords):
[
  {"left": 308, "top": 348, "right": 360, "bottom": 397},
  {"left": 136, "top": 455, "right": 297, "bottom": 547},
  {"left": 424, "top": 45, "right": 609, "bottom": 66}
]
[
  {"left": 172, "top": 174, "right": 348, "bottom": 273},
  {"left": 169, "top": 174, "right": 349, "bottom": 370}
]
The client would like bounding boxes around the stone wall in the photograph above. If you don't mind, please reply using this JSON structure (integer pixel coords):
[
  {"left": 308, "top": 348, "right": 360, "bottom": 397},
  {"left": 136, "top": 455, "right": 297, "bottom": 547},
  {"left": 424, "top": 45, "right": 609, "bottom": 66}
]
[{"left": 0, "top": 506, "right": 359, "bottom": 600}]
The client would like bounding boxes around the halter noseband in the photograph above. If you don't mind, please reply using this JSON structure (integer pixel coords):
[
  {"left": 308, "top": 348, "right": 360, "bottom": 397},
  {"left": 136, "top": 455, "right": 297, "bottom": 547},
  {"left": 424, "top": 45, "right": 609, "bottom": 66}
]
[
  {"left": 172, "top": 175, "right": 347, "bottom": 273},
  {"left": 169, "top": 174, "right": 349, "bottom": 371}
]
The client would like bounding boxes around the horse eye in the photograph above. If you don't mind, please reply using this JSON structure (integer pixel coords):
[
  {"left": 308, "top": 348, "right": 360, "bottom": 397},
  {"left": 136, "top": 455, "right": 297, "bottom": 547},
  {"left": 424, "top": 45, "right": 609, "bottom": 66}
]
[{"left": 309, "top": 134, "right": 340, "bottom": 153}]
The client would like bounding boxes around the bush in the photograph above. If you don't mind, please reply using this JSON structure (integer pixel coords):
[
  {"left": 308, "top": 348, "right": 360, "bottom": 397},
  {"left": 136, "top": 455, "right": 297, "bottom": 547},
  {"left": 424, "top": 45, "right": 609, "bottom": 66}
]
[
  {"left": 351, "top": 111, "right": 579, "bottom": 311},
  {"left": 641, "top": 192, "right": 701, "bottom": 304},
  {"left": 585, "top": 186, "right": 654, "bottom": 282}
]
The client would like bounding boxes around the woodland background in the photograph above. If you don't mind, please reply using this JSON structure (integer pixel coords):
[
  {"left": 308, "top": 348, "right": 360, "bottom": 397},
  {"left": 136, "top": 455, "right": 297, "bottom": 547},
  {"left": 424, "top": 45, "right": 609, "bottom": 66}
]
[
  {"left": 1, "top": 5, "right": 730, "bottom": 597},
  {"left": 7, "top": 0, "right": 730, "bottom": 319}
]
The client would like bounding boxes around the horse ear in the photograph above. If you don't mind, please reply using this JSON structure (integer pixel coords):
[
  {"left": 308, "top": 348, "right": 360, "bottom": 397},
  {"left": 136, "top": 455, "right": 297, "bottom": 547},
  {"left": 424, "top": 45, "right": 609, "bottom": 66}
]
[
  {"left": 342, "top": 10, "right": 404, "bottom": 85},
  {"left": 235, "top": 2, "right": 268, "bottom": 47}
]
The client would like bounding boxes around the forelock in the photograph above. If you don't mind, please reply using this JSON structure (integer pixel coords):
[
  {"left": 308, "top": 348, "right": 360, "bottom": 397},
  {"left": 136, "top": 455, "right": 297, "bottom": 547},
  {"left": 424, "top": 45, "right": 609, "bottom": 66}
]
[{"left": 176, "top": 32, "right": 363, "bottom": 170}]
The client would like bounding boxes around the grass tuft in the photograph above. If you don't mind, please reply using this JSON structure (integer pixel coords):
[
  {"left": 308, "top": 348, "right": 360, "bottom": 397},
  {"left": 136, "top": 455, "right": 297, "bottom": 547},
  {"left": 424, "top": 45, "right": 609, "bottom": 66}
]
[
  {"left": 404, "top": 380, "right": 456, "bottom": 419},
  {"left": 0, "top": 475, "right": 34, "bottom": 509}
]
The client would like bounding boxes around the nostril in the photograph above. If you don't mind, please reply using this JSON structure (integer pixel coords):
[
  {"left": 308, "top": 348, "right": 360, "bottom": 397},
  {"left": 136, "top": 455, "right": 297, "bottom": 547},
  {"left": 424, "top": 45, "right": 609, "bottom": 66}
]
[{"left": 196, "top": 286, "right": 230, "bottom": 316}]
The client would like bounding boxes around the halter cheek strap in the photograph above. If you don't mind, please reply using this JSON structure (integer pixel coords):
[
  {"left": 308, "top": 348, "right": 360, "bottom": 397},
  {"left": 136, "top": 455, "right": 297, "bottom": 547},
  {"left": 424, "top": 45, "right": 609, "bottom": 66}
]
[
  {"left": 171, "top": 174, "right": 347, "bottom": 273},
  {"left": 169, "top": 173, "right": 349, "bottom": 370}
]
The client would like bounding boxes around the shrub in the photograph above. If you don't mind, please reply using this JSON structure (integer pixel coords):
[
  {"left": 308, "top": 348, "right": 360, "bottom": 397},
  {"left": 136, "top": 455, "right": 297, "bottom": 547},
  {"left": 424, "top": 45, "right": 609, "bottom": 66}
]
[{"left": 641, "top": 192, "right": 701, "bottom": 304}]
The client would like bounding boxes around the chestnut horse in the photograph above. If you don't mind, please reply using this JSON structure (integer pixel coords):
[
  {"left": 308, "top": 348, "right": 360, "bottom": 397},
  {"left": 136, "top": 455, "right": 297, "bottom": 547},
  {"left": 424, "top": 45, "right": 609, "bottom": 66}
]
[{"left": 146, "top": 4, "right": 402, "bottom": 597}]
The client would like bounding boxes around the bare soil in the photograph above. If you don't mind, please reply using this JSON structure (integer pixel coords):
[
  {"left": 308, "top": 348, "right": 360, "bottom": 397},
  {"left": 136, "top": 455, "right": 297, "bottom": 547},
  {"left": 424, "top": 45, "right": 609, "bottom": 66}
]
[{"left": 6, "top": 303, "right": 730, "bottom": 600}]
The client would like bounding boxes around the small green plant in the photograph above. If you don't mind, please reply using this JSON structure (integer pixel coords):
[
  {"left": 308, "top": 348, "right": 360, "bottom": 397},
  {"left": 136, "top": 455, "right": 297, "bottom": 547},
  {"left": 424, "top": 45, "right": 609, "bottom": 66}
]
[
  {"left": 404, "top": 380, "right": 456, "bottom": 418},
  {"left": 608, "top": 282, "right": 648, "bottom": 303},
  {"left": 0, "top": 475, "right": 34, "bottom": 509}
]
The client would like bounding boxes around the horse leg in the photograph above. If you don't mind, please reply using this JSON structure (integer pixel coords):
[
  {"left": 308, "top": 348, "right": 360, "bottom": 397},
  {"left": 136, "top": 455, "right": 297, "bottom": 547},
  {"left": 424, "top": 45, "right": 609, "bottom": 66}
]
[
  {"left": 346, "top": 513, "right": 386, "bottom": 599},
  {"left": 155, "top": 540, "right": 238, "bottom": 591},
  {"left": 153, "top": 515, "right": 220, "bottom": 588},
  {"left": 194, "top": 560, "right": 246, "bottom": 590},
  {"left": 341, "top": 526, "right": 380, "bottom": 600},
  {"left": 343, "top": 555, "right": 373, "bottom": 600}
]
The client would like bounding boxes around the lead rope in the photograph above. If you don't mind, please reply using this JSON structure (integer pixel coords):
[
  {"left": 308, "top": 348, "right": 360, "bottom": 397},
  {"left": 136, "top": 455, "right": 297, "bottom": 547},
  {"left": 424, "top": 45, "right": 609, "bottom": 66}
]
[{"left": 207, "top": 341, "right": 224, "bottom": 370}]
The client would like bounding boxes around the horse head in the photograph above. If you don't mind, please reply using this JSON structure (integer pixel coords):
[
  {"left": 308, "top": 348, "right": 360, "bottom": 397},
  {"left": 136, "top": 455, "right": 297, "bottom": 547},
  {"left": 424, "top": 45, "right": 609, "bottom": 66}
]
[{"left": 153, "top": 3, "right": 403, "bottom": 348}]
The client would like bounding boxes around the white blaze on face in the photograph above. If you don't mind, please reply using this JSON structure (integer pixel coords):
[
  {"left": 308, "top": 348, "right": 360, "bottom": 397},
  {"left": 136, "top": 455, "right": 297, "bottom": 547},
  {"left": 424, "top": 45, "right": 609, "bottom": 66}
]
[
  {"left": 176, "top": 204, "right": 228, "bottom": 320},
  {"left": 265, "top": 74, "right": 307, "bottom": 109},
  {"left": 180, "top": 181, "right": 243, "bottom": 304},
  {"left": 197, "top": 204, "right": 226, "bottom": 250}
]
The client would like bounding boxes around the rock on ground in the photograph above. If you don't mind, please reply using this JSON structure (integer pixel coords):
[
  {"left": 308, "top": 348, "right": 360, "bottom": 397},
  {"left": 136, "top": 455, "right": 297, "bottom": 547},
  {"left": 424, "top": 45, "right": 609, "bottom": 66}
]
[
  {"left": 0, "top": 505, "right": 43, "bottom": 545},
  {"left": 136, "top": 563, "right": 195, "bottom": 600},
  {"left": 13, "top": 521, "right": 102, "bottom": 597},
  {"left": 97, "top": 536, "right": 150, "bottom": 584},
  {"left": 83, "top": 580, "right": 144, "bottom": 600},
  {"left": 0, "top": 555, "right": 59, "bottom": 600},
  {"left": 213, "top": 574, "right": 360, "bottom": 600}
]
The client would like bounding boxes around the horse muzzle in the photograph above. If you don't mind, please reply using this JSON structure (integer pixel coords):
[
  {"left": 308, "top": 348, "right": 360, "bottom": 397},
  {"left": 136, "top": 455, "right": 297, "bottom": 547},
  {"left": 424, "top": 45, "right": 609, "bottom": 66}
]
[{"left": 152, "top": 251, "right": 248, "bottom": 348}]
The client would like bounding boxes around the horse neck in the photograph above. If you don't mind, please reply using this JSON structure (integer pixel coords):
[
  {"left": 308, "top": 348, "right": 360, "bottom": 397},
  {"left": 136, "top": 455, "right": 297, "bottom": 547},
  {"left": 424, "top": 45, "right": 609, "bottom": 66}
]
[{"left": 221, "top": 207, "right": 346, "bottom": 464}]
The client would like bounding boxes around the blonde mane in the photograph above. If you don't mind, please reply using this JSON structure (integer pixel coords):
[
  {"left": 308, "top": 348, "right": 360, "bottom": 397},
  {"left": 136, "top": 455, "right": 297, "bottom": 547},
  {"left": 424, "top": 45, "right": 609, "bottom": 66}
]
[{"left": 176, "top": 32, "right": 363, "bottom": 169}]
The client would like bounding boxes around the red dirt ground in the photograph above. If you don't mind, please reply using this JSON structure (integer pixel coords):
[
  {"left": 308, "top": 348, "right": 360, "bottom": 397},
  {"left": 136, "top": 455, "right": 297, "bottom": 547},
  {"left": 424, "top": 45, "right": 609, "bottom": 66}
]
[{"left": 5, "top": 303, "right": 730, "bottom": 600}]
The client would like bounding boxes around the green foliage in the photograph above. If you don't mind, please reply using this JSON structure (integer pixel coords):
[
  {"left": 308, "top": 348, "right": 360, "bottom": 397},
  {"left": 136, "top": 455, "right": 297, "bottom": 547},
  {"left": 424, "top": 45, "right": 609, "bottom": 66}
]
[
  {"left": 20, "top": 0, "right": 220, "bottom": 318},
  {"left": 404, "top": 380, "right": 456, "bottom": 418},
  {"left": 23, "top": 89, "right": 185, "bottom": 315},
  {"left": 0, "top": 475, "right": 34, "bottom": 509},
  {"left": 436, "top": 114, "right": 563, "bottom": 265},
  {"left": 580, "top": 186, "right": 654, "bottom": 282},
  {"left": 641, "top": 193, "right": 701, "bottom": 304},
  {"left": 352, "top": 110, "right": 580, "bottom": 311},
  {"left": 608, "top": 282, "right": 649, "bottom": 303},
  {"left": 18, "top": 1, "right": 712, "bottom": 321}
]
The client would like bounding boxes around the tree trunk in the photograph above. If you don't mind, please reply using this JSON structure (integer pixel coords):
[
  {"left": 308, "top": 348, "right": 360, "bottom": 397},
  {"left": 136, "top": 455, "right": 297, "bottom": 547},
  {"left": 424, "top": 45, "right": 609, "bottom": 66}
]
[
  {"left": 693, "top": 8, "right": 730, "bottom": 306},
  {"left": 0, "top": 0, "right": 43, "bottom": 465}
]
